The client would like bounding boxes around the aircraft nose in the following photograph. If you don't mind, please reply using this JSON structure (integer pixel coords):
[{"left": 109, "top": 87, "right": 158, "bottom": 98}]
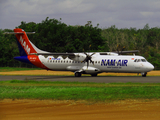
[{"left": 147, "top": 63, "right": 154, "bottom": 71}]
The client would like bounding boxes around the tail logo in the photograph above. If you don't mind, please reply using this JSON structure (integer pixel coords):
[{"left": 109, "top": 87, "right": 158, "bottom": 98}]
[{"left": 19, "top": 36, "right": 30, "bottom": 54}]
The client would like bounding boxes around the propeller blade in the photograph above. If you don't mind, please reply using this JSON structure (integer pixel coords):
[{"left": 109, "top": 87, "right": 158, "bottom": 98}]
[
  {"left": 84, "top": 52, "right": 88, "bottom": 56},
  {"left": 90, "top": 52, "right": 95, "bottom": 56},
  {"left": 119, "top": 46, "right": 126, "bottom": 55},
  {"left": 82, "top": 45, "right": 95, "bottom": 69},
  {"left": 90, "top": 60, "right": 94, "bottom": 65},
  {"left": 87, "top": 61, "right": 89, "bottom": 69},
  {"left": 89, "top": 45, "right": 91, "bottom": 52},
  {"left": 81, "top": 57, "right": 87, "bottom": 63}
]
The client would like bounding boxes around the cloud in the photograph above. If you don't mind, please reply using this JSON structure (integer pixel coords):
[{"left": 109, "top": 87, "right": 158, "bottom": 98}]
[
  {"left": 1, "top": 0, "right": 160, "bottom": 29},
  {"left": 3, "top": 0, "right": 95, "bottom": 15},
  {"left": 140, "top": 12, "right": 154, "bottom": 17}
]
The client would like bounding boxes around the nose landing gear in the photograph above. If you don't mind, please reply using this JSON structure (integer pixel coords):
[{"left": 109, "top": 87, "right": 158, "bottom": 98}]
[{"left": 141, "top": 72, "right": 147, "bottom": 77}]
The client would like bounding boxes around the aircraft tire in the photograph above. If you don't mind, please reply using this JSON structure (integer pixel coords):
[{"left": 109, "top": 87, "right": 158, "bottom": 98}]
[
  {"left": 142, "top": 72, "right": 147, "bottom": 77},
  {"left": 75, "top": 72, "right": 81, "bottom": 77}
]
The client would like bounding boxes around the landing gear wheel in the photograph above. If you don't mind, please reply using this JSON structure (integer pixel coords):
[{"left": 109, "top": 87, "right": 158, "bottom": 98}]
[
  {"left": 75, "top": 72, "right": 81, "bottom": 77},
  {"left": 91, "top": 74, "right": 97, "bottom": 77},
  {"left": 142, "top": 72, "right": 147, "bottom": 77}
]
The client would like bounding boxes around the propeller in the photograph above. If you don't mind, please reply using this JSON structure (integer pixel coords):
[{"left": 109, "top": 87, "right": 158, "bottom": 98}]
[
  {"left": 81, "top": 45, "right": 95, "bottom": 68},
  {"left": 116, "top": 44, "right": 125, "bottom": 55}
]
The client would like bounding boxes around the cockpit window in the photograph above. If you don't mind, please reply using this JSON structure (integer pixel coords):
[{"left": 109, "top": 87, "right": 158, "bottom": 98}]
[
  {"left": 137, "top": 59, "right": 141, "bottom": 62},
  {"left": 134, "top": 59, "right": 137, "bottom": 62},
  {"left": 141, "top": 59, "right": 146, "bottom": 62},
  {"left": 134, "top": 59, "right": 147, "bottom": 62}
]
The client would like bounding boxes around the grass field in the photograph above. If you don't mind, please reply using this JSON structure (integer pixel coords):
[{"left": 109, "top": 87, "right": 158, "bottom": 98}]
[
  {"left": 0, "top": 80, "right": 160, "bottom": 101},
  {"left": 0, "top": 67, "right": 40, "bottom": 72}
]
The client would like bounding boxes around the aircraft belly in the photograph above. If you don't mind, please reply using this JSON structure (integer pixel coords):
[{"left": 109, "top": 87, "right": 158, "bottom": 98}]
[
  {"left": 44, "top": 62, "right": 85, "bottom": 71},
  {"left": 66, "top": 66, "right": 82, "bottom": 71}
]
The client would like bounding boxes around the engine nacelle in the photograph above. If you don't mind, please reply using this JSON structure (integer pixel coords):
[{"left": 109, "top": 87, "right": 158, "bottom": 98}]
[{"left": 81, "top": 66, "right": 100, "bottom": 74}]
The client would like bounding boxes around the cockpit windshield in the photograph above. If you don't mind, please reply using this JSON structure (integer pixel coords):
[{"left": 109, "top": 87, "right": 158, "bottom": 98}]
[
  {"left": 141, "top": 59, "right": 147, "bottom": 62},
  {"left": 134, "top": 59, "right": 147, "bottom": 62}
]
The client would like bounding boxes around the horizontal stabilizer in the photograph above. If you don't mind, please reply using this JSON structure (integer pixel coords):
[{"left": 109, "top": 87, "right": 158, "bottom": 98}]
[
  {"left": 29, "top": 53, "right": 75, "bottom": 56},
  {"left": 3, "top": 32, "right": 35, "bottom": 34}
]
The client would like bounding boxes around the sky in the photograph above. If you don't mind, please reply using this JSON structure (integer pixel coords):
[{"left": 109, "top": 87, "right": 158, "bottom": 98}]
[{"left": 1, "top": 0, "right": 160, "bottom": 30}]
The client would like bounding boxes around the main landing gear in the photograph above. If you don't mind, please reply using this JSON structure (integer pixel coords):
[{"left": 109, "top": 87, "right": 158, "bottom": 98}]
[
  {"left": 75, "top": 72, "right": 81, "bottom": 77},
  {"left": 75, "top": 72, "right": 98, "bottom": 77}
]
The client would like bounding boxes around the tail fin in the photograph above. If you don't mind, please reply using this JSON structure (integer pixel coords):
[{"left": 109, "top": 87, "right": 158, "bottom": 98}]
[
  {"left": 4, "top": 28, "right": 49, "bottom": 69},
  {"left": 14, "top": 28, "right": 37, "bottom": 56}
]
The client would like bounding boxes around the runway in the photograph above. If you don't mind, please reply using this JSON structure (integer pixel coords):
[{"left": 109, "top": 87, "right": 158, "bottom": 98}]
[{"left": 0, "top": 75, "right": 160, "bottom": 83}]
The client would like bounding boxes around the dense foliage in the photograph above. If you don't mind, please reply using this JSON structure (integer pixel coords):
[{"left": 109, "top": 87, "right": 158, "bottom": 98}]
[{"left": 0, "top": 18, "right": 160, "bottom": 68}]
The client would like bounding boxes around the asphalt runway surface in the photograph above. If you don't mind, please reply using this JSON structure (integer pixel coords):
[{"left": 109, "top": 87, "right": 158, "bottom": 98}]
[{"left": 0, "top": 75, "right": 160, "bottom": 83}]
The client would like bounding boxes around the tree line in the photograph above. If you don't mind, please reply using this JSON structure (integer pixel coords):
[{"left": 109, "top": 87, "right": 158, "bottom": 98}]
[{"left": 0, "top": 17, "right": 160, "bottom": 69}]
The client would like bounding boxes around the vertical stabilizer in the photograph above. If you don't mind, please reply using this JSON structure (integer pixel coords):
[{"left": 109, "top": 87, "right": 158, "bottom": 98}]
[
  {"left": 14, "top": 28, "right": 48, "bottom": 56},
  {"left": 14, "top": 28, "right": 37, "bottom": 56}
]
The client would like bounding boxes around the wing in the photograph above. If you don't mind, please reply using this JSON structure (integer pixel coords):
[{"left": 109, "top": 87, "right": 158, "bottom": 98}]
[{"left": 113, "top": 50, "right": 139, "bottom": 54}]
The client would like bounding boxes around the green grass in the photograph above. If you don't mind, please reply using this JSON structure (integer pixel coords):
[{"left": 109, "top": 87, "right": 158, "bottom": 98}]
[
  {"left": 0, "top": 86, "right": 160, "bottom": 101},
  {"left": 1, "top": 80, "right": 160, "bottom": 101},
  {"left": 1, "top": 80, "right": 160, "bottom": 87},
  {"left": 0, "top": 67, "right": 41, "bottom": 72}
]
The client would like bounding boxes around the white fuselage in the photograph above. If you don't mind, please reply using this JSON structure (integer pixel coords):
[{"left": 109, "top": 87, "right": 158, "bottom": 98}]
[{"left": 38, "top": 53, "right": 154, "bottom": 74}]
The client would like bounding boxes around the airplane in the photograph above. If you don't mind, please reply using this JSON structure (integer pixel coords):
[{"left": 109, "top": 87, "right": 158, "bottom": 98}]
[{"left": 4, "top": 28, "right": 154, "bottom": 77}]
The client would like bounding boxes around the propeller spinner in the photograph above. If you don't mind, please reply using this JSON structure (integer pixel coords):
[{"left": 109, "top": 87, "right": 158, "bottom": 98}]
[{"left": 81, "top": 52, "right": 95, "bottom": 68}]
